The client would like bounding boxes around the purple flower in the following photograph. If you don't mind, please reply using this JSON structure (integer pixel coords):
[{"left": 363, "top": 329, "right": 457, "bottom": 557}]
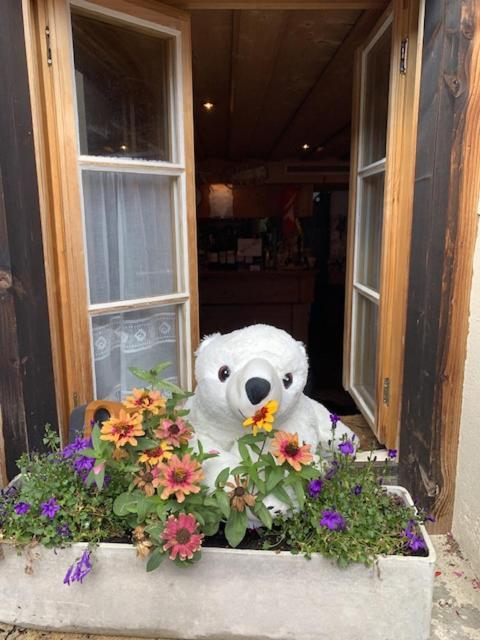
[
  {"left": 57, "top": 523, "right": 71, "bottom": 537},
  {"left": 41, "top": 498, "right": 61, "bottom": 519},
  {"left": 325, "top": 460, "right": 338, "bottom": 480},
  {"left": 73, "top": 455, "right": 95, "bottom": 474},
  {"left": 320, "top": 510, "right": 346, "bottom": 531},
  {"left": 353, "top": 484, "right": 362, "bottom": 496},
  {"left": 378, "top": 477, "right": 384, "bottom": 485},
  {"left": 338, "top": 440, "right": 355, "bottom": 456},
  {"left": 329, "top": 414, "right": 340, "bottom": 428},
  {"left": 308, "top": 479, "right": 323, "bottom": 498},
  {"left": 14, "top": 501, "right": 31, "bottom": 515},
  {"left": 403, "top": 527, "right": 426, "bottom": 552},
  {"left": 62, "top": 436, "right": 91, "bottom": 459},
  {"left": 387, "top": 449, "right": 397, "bottom": 459},
  {"left": 64, "top": 550, "right": 93, "bottom": 585}
]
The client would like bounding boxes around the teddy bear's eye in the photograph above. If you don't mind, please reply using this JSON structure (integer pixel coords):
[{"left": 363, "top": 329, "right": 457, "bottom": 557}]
[
  {"left": 218, "top": 366, "right": 231, "bottom": 382},
  {"left": 283, "top": 373, "right": 293, "bottom": 389}
]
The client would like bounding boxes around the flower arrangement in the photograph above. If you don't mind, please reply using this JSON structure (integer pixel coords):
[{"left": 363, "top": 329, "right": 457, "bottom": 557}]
[{"left": 0, "top": 363, "right": 431, "bottom": 583}]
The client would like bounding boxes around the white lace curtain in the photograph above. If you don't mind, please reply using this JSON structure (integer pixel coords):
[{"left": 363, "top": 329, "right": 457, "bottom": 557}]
[{"left": 82, "top": 170, "right": 179, "bottom": 399}]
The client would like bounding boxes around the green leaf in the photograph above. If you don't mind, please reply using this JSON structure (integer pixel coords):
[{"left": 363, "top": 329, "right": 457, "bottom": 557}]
[
  {"left": 146, "top": 548, "right": 166, "bottom": 572},
  {"left": 144, "top": 523, "right": 164, "bottom": 540},
  {"left": 136, "top": 438, "right": 161, "bottom": 451},
  {"left": 113, "top": 492, "right": 139, "bottom": 516},
  {"left": 215, "top": 467, "right": 230, "bottom": 488},
  {"left": 137, "top": 496, "right": 149, "bottom": 522},
  {"left": 129, "top": 366, "right": 155, "bottom": 382},
  {"left": 224, "top": 509, "right": 248, "bottom": 548},
  {"left": 289, "top": 475, "right": 305, "bottom": 510},
  {"left": 156, "top": 379, "right": 185, "bottom": 395},
  {"left": 203, "top": 520, "right": 220, "bottom": 537},
  {"left": 214, "top": 490, "right": 231, "bottom": 519},
  {"left": 151, "top": 362, "right": 172, "bottom": 376},
  {"left": 266, "top": 465, "right": 284, "bottom": 493},
  {"left": 299, "top": 466, "right": 318, "bottom": 480},
  {"left": 253, "top": 501, "right": 273, "bottom": 529},
  {"left": 91, "top": 424, "right": 102, "bottom": 450},
  {"left": 238, "top": 440, "right": 252, "bottom": 464},
  {"left": 230, "top": 465, "right": 249, "bottom": 476},
  {"left": 248, "top": 466, "right": 266, "bottom": 494},
  {"left": 78, "top": 448, "right": 97, "bottom": 458},
  {"left": 94, "top": 465, "right": 105, "bottom": 490},
  {"left": 271, "top": 485, "right": 294, "bottom": 507}
]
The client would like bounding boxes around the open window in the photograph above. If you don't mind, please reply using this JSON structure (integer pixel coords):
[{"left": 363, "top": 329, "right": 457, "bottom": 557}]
[
  {"left": 25, "top": 0, "right": 198, "bottom": 437},
  {"left": 25, "top": 0, "right": 423, "bottom": 449},
  {"left": 344, "top": 1, "right": 424, "bottom": 448}
]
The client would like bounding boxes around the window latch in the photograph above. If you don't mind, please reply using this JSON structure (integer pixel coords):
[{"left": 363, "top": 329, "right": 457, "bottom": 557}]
[{"left": 45, "top": 26, "right": 52, "bottom": 66}]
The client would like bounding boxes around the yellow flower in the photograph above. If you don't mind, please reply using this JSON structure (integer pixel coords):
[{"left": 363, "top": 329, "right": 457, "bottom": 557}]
[
  {"left": 100, "top": 409, "right": 144, "bottom": 448},
  {"left": 138, "top": 442, "right": 173, "bottom": 465},
  {"left": 243, "top": 400, "right": 278, "bottom": 436},
  {"left": 123, "top": 388, "right": 166, "bottom": 415}
]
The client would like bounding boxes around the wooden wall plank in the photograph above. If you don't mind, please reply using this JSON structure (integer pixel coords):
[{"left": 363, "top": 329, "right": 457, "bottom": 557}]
[
  {"left": 399, "top": 0, "right": 480, "bottom": 532},
  {"left": 0, "top": 1, "right": 58, "bottom": 478},
  {"left": 0, "top": 2, "right": 57, "bottom": 475}
]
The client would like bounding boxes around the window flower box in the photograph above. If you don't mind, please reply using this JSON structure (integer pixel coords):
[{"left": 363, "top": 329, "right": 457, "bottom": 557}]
[{"left": 0, "top": 485, "right": 435, "bottom": 640}]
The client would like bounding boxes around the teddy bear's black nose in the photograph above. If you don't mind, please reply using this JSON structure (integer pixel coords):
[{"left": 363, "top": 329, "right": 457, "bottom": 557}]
[{"left": 245, "top": 377, "right": 271, "bottom": 405}]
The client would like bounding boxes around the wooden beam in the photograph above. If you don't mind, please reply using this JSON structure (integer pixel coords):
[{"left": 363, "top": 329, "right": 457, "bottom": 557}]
[
  {"left": 162, "top": 1, "right": 386, "bottom": 9},
  {"left": 0, "top": 2, "right": 58, "bottom": 477},
  {"left": 269, "top": 9, "right": 381, "bottom": 159},
  {"left": 228, "top": 10, "right": 289, "bottom": 159},
  {"left": 399, "top": 0, "right": 480, "bottom": 532}
]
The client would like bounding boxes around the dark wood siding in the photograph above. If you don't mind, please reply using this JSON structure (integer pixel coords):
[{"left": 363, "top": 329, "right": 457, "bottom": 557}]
[
  {"left": 400, "top": 0, "right": 478, "bottom": 531},
  {"left": 0, "top": 1, "right": 58, "bottom": 479}
]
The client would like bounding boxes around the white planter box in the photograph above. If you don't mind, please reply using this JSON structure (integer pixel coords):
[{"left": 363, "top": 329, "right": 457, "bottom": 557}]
[{"left": 0, "top": 486, "right": 435, "bottom": 640}]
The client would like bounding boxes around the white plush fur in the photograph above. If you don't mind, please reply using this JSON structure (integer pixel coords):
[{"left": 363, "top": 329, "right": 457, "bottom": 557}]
[{"left": 186, "top": 324, "right": 354, "bottom": 498}]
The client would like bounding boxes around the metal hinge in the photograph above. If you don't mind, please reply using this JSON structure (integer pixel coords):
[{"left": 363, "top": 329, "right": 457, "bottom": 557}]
[
  {"left": 45, "top": 26, "right": 52, "bottom": 66},
  {"left": 383, "top": 378, "right": 390, "bottom": 406},
  {"left": 399, "top": 38, "right": 408, "bottom": 74}
]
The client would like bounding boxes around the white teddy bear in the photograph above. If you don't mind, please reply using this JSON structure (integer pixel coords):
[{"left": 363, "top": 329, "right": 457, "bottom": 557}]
[{"left": 186, "top": 324, "right": 355, "bottom": 496}]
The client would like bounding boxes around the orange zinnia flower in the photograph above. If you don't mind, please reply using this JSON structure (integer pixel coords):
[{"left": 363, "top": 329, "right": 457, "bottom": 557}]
[
  {"left": 123, "top": 388, "right": 166, "bottom": 415},
  {"left": 138, "top": 442, "right": 173, "bottom": 465},
  {"left": 242, "top": 400, "right": 278, "bottom": 436},
  {"left": 100, "top": 409, "right": 144, "bottom": 448},
  {"left": 271, "top": 431, "right": 313, "bottom": 471},
  {"left": 157, "top": 454, "right": 204, "bottom": 503},
  {"left": 154, "top": 418, "right": 192, "bottom": 448}
]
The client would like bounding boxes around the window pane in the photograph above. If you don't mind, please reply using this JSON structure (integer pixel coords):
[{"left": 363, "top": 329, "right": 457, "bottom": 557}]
[
  {"left": 360, "top": 25, "right": 391, "bottom": 167},
  {"left": 72, "top": 11, "right": 172, "bottom": 161},
  {"left": 356, "top": 172, "right": 384, "bottom": 291},
  {"left": 91, "top": 305, "right": 179, "bottom": 400},
  {"left": 82, "top": 170, "right": 176, "bottom": 304},
  {"left": 352, "top": 293, "right": 378, "bottom": 415}
]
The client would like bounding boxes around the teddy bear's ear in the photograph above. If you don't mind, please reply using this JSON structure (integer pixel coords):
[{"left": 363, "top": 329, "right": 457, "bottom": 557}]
[{"left": 196, "top": 332, "right": 221, "bottom": 355}]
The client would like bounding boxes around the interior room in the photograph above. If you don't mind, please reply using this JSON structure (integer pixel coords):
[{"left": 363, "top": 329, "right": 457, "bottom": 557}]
[{"left": 191, "top": 7, "right": 386, "bottom": 447}]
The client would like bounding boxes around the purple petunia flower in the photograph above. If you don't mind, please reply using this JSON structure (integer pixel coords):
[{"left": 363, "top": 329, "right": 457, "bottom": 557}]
[
  {"left": 338, "top": 440, "right": 355, "bottom": 456},
  {"left": 320, "top": 510, "right": 346, "bottom": 531},
  {"left": 73, "top": 455, "right": 95, "bottom": 474},
  {"left": 64, "top": 550, "right": 93, "bottom": 585},
  {"left": 387, "top": 449, "right": 397, "bottom": 459},
  {"left": 308, "top": 479, "right": 323, "bottom": 498},
  {"left": 57, "top": 523, "right": 71, "bottom": 537},
  {"left": 62, "top": 436, "right": 91, "bottom": 459},
  {"left": 14, "top": 501, "right": 31, "bottom": 515},
  {"left": 353, "top": 484, "right": 362, "bottom": 496},
  {"left": 41, "top": 498, "right": 61, "bottom": 519}
]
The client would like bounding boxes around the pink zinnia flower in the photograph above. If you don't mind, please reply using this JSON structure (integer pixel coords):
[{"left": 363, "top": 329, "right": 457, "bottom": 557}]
[
  {"left": 154, "top": 418, "right": 192, "bottom": 448},
  {"left": 162, "top": 513, "right": 204, "bottom": 561},
  {"left": 157, "top": 454, "right": 204, "bottom": 503}
]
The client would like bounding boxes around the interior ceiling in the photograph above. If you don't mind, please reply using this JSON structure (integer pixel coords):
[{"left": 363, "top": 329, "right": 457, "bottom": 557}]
[{"left": 191, "top": 8, "right": 382, "bottom": 163}]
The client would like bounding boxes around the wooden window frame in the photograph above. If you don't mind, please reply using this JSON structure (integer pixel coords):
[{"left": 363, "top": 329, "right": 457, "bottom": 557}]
[
  {"left": 344, "top": 0, "right": 425, "bottom": 449},
  {"left": 22, "top": 0, "right": 199, "bottom": 442}
]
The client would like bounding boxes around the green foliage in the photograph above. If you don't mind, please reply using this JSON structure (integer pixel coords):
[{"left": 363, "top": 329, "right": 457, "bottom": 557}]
[
  {"left": 268, "top": 436, "right": 427, "bottom": 567},
  {"left": 0, "top": 441, "right": 129, "bottom": 549}
]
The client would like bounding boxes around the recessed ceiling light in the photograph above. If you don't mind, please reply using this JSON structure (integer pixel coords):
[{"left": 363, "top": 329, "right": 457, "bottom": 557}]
[
  {"left": 203, "top": 101, "right": 214, "bottom": 111},
  {"left": 120, "top": 144, "right": 128, "bottom": 151},
  {"left": 302, "top": 143, "right": 310, "bottom": 150}
]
